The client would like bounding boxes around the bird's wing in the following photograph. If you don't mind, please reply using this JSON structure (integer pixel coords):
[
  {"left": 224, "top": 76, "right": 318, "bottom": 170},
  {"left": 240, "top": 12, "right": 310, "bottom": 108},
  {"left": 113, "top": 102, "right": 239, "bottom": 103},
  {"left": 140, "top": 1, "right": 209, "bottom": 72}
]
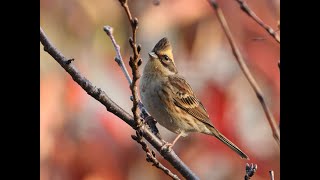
[{"left": 168, "top": 75, "right": 214, "bottom": 127}]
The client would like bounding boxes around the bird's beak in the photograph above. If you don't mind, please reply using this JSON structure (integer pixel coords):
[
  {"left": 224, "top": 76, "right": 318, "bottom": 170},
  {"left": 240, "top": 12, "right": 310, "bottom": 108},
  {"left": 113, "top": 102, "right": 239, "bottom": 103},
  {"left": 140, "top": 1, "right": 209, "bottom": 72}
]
[{"left": 148, "top": 52, "right": 158, "bottom": 59}]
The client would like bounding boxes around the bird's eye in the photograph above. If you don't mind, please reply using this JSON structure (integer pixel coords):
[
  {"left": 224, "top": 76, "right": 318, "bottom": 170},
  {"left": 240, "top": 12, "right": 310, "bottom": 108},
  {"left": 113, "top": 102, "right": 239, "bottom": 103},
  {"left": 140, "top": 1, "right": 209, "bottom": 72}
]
[{"left": 163, "top": 55, "right": 170, "bottom": 61}]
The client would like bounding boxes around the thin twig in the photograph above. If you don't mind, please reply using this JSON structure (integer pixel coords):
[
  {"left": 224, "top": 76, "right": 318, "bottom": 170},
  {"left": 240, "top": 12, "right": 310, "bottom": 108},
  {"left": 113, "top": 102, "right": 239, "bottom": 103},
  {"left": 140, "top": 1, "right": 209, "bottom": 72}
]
[
  {"left": 269, "top": 170, "right": 274, "bottom": 180},
  {"left": 132, "top": 130, "right": 180, "bottom": 180},
  {"left": 118, "top": 0, "right": 142, "bottom": 129},
  {"left": 235, "top": 0, "right": 280, "bottom": 43},
  {"left": 117, "top": 1, "right": 174, "bottom": 177},
  {"left": 104, "top": 23, "right": 168, "bottom": 178},
  {"left": 40, "top": 27, "right": 199, "bottom": 180},
  {"left": 103, "top": 26, "right": 160, "bottom": 137},
  {"left": 103, "top": 26, "right": 132, "bottom": 85},
  {"left": 244, "top": 163, "right": 258, "bottom": 180},
  {"left": 207, "top": 0, "right": 280, "bottom": 146}
]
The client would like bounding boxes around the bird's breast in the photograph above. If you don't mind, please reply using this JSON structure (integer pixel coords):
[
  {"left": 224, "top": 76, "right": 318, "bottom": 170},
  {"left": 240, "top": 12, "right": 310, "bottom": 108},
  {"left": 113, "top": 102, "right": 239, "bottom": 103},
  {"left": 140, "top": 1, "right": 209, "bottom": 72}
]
[{"left": 139, "top": 75, "right": 182, "bottom": 134}]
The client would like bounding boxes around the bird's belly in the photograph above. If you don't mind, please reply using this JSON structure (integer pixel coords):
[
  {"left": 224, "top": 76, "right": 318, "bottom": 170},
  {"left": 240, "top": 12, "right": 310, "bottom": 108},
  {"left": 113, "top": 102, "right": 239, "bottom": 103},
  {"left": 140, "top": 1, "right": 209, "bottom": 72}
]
[{"left": 140, "top": 85, "right": 183, "bottom": 134}]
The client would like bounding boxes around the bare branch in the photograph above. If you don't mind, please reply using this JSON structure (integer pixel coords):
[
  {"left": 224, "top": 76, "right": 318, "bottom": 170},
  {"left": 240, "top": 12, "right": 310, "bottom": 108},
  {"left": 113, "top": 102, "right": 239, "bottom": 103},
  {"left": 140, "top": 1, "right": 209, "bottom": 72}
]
[
  {"left": 235, "top": 0, "right": 280, "bottom": 43},
  {"left": 207, "top": 0, "right": 280, "bottom": 146},
  {"left": 103, "top": 25, "right": 160, "bottom": 137},
  {"left": 269, "top": 170, "right": 275, "bottom": 180},
  {"left": 116, "top": 1, "right": 176, "bottom": 177},
  {"left": 103, "top": 22, "right": 170, "bottom": 179},
  {"left": 40, "top": 27, "right": 134, "bottom": 127},
  {"left": 132, "top": 130, "right": 180, "bottom": 180},
  {"left": 103, "top": 26, "right": 132, "bottom": 85},
  {"left": 118, "top": 0, "right": 142, "bottom": 129},
  {"left": 40, "top": 27, "right": 199, "bottom": 180},
  {"left": 244, "top": 163, "right": 258, "bottom": 180}
]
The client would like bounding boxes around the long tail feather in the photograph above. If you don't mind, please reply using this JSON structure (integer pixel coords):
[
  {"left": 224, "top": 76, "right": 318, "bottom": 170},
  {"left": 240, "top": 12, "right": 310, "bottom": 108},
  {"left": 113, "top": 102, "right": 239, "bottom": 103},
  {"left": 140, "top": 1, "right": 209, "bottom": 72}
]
[{"left": 209, "top": 127, "right": 249, "bottom": 159}]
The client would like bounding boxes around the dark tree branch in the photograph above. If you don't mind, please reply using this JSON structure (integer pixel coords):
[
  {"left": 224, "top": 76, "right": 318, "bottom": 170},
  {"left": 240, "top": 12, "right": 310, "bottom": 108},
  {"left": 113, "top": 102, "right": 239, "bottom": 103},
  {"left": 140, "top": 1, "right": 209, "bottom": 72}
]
[
  {"left": 207, "top": 0, "right": 280, "bottom": 146},
  {"left": 235, "top": 0, "right": 280, "bottom": 44},
  {"left": 244, "top": 163, "right": 258, "bottom": 180},
  {"left": 40, "top": 27, "right": 134, "bottom": 127},
  {"left": 40, "top": 27, "right": 199, "bottom": 180},
  {"left": 132, "top": 130, "right": 180, "bottom": 180}
]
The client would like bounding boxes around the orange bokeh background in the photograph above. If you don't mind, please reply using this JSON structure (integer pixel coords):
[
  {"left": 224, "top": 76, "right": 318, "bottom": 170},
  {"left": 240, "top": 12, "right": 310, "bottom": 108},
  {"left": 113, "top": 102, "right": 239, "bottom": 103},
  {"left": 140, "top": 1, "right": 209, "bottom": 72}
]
[{"left": 40, "top": 0, "right": 280, "bottom": 179}]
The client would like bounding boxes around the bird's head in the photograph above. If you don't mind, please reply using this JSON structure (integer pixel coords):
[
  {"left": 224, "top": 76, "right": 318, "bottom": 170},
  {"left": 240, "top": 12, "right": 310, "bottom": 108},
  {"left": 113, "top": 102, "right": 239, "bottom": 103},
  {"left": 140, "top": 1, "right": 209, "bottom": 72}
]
[{"left": 145, "top": 37, "right": 178, "bottom": 76}]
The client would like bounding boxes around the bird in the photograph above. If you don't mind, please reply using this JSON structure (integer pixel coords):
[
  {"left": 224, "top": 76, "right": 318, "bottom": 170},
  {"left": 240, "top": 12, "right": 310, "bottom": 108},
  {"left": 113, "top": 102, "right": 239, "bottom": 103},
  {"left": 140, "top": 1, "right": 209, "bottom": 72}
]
[{"left": 139, "top": 37, "right": 249, "bottom": 159}]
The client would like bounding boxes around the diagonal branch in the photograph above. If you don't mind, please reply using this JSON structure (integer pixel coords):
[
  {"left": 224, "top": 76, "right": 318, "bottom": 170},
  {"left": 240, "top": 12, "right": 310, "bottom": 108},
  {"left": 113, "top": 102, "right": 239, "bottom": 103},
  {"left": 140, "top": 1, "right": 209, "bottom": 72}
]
[
  {"left": 235, "top": 0, "right": 280, "bottom": 44},
  {"left": 207, "top": 0, "right": 280, "bottom": 146},
  {"left": 40, "top": 27, "right": 199, "bottom": 180},
  {"left": 40, "top": 27, "right": 134, "bottom": 127}
]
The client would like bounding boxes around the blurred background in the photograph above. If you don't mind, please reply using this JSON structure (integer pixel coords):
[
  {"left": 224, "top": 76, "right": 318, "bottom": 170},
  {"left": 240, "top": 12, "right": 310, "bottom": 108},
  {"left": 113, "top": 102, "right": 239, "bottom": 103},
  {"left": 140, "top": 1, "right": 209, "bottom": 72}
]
[{"left": 40, "top": 0, "right": 280, "bottom": 179}]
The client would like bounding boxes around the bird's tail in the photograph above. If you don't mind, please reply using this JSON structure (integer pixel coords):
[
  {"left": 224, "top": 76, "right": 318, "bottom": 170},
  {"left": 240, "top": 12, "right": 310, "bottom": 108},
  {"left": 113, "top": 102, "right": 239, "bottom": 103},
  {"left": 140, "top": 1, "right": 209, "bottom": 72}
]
[{"left": 208, "top": 127, "right": 249, "bottom": 160}]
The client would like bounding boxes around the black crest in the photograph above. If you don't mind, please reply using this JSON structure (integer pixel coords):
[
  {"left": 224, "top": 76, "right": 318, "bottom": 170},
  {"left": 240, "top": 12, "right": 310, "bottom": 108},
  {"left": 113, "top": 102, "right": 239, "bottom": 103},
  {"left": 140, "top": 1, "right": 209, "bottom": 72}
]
[{"left": 153, "top": 37, "right": 171, "bottom": 53}]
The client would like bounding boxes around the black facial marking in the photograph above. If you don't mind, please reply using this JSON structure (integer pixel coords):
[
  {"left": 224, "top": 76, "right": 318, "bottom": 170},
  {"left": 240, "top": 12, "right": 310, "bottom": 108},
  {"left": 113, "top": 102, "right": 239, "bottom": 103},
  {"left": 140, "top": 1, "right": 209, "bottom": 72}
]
[{"left": 156, "top": 54, "right": 177, "bottom": 74}]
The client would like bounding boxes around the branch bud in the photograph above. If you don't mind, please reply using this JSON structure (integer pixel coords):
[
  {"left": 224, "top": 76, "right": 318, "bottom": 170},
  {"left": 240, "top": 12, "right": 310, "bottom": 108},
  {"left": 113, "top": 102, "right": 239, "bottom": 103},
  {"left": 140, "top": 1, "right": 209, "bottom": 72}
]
[
  {"left": 129, "top": 37, "right": 134, "bottom": 47},
  {"left": 132, "top": 18, "right": 139, "bottom": 27},
  {"left": 137, "top": 44, "right": 141, "bottom": 53},
  {"left": 103, "top": 26, "right": 113, "bottom": 36},
  {"left": 137, "top": 58, "right": 142, "bottom": 66},
  {"left": 129, "top": 56, "right": 134, "bottom": 67}
]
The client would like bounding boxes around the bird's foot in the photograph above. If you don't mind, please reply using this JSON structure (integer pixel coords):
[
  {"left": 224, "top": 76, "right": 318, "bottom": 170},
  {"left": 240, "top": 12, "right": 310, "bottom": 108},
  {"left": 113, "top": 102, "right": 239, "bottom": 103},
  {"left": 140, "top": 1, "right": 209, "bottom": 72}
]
[{"left": 160, "top": 141, "right": 173, "bottom": 153}]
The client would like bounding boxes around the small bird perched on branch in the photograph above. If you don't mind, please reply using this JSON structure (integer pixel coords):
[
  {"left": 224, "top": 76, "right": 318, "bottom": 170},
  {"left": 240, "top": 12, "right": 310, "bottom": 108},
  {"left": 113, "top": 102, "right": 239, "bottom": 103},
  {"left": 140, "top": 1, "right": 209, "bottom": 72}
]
[{"left": 140, "top": 37, "right": 249, "bottom": 159}]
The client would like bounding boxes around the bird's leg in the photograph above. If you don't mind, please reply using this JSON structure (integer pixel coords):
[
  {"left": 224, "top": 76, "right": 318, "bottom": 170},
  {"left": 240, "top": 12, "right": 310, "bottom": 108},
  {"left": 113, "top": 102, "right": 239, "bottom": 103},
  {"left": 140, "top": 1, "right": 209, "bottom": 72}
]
[
  {"left": 171, "top": 132, "right": 183, "bottom": 146},
  {"left": 160, "top": 132, "right": 183, "bottom": 153}
]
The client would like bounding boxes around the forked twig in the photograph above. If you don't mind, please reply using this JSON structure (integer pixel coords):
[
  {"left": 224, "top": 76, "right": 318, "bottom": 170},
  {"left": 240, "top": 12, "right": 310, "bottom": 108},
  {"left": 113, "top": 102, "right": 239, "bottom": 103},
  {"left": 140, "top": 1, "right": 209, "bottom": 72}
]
[
  {"left": 103, "top": 25, "right": 160, "bottom": 136},
  {"left": 103, "top": 26, "right": 132, "bottom": 85},
  {"left": 116, "top": 0, "right": 176, "bottom": 177},
  {"left": 103, "top": 24, "right": 172, "bottom": 179},
  {"left": 207, "top": 0, "right": 280, "bottom": 146},
  {"left": 118, "top": 0, "right": 142, "bottom": 128},
  {"left": 235, "top": 0, "right": 280, "bottom": 43},
  {"left": 102, "top": 1, "right": 178, "bottom": 178}
]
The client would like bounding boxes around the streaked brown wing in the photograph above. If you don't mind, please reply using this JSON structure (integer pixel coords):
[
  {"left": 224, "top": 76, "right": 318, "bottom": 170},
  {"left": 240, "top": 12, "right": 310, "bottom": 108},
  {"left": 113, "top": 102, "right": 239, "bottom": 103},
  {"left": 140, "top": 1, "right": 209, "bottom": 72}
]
[{"left": 168, "top": 75, "right": 214, "bottom": 127}]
